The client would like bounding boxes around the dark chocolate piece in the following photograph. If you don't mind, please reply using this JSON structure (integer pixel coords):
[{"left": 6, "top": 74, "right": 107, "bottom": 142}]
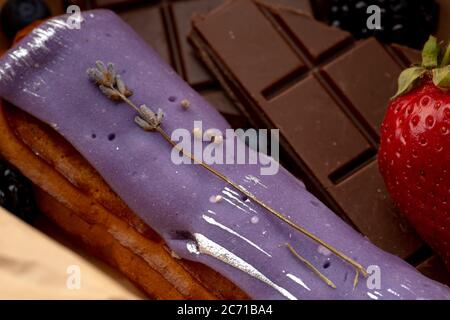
[
  {"left": 437, "top": 0, "right": 450, "bottom": 41},
  {"left": 103, "top": 0, "right": 312, "bottom": 88},
  {"left": 262, "top": 0, "right": 311, "bottom": 12},
  {"left": 391, "top": 44, "right": 422, "bottom": 66},
  {"left": 265, "top": 74, "right": 371, "bottom": 188},
  {"left": 5, "top": 9, "right": 450, "bottom": 299},
  {"left": 118, "top": 6, "right": 172, "bottom": 65},
  {"left": 169, "top": 0, "right": 311, "bottom": 87},
  {"left": 190, "top": 0, "right": 424, "bottom": 258},
  {"left": 170, "top": 0, "right": 225, "bottom": 86},
  {"left": 417, "top": 255, "right": 450, "bottom": 287}
]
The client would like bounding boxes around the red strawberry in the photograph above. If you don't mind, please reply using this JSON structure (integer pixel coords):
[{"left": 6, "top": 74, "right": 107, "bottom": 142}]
[{"left": 379, "top": 36, "right": 450, "bottom": 269}]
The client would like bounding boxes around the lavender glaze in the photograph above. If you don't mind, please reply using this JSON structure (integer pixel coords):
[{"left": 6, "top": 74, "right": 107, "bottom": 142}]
[{"left": 0, "top": 10, "right": 449, "bottom": 299}]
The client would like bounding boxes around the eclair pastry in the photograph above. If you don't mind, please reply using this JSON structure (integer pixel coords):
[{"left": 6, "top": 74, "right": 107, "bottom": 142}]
[
  {"left": 0, "top": 101, "right": 247, "bottom": 299},
  {"left": 0, "top": 9, "right": 449, "bottom": 299}
]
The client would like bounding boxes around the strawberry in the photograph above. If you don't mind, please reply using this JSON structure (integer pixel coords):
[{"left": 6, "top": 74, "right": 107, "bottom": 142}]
[{"left": 379, "top": 36, "right": 450, "bottom": 269}]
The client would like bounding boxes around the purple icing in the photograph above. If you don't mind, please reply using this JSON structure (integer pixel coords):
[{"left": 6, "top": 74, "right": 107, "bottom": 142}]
[{"left": 0, "top": 10, "right": 449, "bottom": 300}]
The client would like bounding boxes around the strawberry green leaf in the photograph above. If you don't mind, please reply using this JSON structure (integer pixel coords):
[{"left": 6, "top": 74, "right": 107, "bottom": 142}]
[
  {"left": 432, "top": 66, "right": 450, "bottom": 89},
  {"left": 441, "top": 44, "right": 450, "bottom": 67},
  {"left": 393, "top": 67, "right": 427, "bottom": 99},
  {"left": 422, "top": 36, "right": 440, "bottom": 68}
]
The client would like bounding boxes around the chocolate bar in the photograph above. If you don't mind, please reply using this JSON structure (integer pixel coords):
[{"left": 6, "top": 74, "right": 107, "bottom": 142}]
[{"left": 189, "top": 0, "right": 424, "bottom": 259}]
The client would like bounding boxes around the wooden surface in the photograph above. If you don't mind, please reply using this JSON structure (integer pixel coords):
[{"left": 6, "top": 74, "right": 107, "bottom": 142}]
[{"left": 0, "top": 207, "right": 144, "bottom": 299}]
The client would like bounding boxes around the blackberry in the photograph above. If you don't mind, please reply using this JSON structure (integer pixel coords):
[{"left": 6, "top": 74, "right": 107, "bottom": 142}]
[
  {"left": 0, "top": 0, "right": 50, "bottom": 39},
  {"left": 326, "top": 0, "right": 439, "bottom": 49},
  {"left": 0, "top": 159, "right": 38, "bottom": 223}
]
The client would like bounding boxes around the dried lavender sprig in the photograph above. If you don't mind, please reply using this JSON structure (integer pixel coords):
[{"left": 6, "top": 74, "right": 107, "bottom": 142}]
[
  {"left": 134, "top": 104, "right": 164, "bottom": 131},
  {"left": 87, "top": 61, "right": 132, "bottom": 98},
  {"left": 287, "top": 243, "right": 336, "bottom": 289},
  {"left": 87, "top": 61, "right": 369, "bottom": 286}
]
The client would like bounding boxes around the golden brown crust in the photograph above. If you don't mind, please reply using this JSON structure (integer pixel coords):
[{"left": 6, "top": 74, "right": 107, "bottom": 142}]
[
  {"left": 6, "top": 105, "right": 157, "bottom": 239},
  {"left": 0, "top": 102, "right": 248, "bottom": 299}
]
